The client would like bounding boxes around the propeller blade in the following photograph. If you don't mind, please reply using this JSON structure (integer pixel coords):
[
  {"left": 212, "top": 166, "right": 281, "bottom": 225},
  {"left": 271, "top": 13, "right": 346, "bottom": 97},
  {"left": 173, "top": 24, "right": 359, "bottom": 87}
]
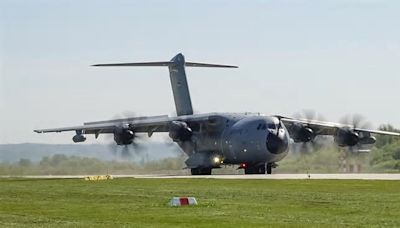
[
  {"left": 104, "top": 111, "right": 147, "bottom": 158},
  {"left": 339, "top": 114, "right": 373, "bottom": 152},
  {"left": 292, "top": 110, "right": 326, "bottom": 154}
]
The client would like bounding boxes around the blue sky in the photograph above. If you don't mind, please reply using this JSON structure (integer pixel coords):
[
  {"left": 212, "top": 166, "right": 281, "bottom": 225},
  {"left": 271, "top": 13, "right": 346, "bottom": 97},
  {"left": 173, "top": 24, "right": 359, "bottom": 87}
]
[{"left": 1, "top": 0, "right": 399, "bottom": 144}]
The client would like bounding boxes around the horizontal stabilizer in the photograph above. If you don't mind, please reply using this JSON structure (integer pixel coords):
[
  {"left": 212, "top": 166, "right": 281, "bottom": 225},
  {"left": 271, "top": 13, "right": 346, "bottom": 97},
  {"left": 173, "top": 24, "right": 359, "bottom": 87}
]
[
  {"left": 185, "top": 62, "right": 238, "bottom": 68},
  {"left": 92, "top": 61, "right": 238, "bottom": 68},
  {"left": 92, "top": 62, "right": 172, "bottom": 67}
]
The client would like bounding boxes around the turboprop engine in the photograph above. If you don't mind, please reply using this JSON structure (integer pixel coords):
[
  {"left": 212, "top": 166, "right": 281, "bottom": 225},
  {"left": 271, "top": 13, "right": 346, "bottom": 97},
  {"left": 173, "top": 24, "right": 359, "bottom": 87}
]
[
  {"left": 113, "top": 128, "right": 135, "bottom": 145},
  {"left": 169, "top": 121, "right": 193, "bottom": 142},
  {"left": 334, "top": 128, "right": 376, "bottom": 147}
]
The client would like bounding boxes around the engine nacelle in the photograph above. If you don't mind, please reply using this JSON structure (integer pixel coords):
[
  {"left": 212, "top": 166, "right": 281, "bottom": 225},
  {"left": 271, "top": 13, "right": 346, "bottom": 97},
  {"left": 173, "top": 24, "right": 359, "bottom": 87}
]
[
  {"left": 113, "top": 129, "right": 135, "bottom": 145},
  {"left": 290, "top": 124, "right": 314, "bottom": 143},
  {"left": 72, "top": 134, "right": 86, "bottom": 143},
  {"left": 359, "top": 136, "right": 376, "bottom": 145},
  {"left": 169, "top": 121, "right": 193, "bottom": 142},
  {"left": 334, "top": 128, "right": 359, "bottom": 147}
]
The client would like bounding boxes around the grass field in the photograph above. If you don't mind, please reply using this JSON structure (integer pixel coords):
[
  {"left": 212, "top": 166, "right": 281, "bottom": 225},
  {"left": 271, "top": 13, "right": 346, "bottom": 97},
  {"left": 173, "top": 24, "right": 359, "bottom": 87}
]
[{"left": 0, "top": 178, "right": 399, "bottom": 227}]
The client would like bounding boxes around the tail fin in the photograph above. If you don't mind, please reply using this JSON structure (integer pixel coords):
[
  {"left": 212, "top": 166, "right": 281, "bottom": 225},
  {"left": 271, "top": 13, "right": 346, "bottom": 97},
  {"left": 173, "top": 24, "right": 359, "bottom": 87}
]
[{"left": 93, "top": 53, "right": 238, "bottom": 116}]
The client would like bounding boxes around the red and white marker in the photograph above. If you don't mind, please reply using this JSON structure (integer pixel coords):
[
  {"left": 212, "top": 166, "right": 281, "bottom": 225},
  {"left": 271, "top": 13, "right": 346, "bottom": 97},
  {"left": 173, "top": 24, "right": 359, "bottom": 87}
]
[{"left": 169, "top": 197, "right": 198, "bottom": 206}]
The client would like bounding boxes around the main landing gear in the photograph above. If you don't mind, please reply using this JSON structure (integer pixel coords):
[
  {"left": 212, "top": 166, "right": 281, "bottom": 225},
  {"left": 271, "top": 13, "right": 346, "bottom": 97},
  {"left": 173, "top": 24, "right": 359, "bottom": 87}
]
[
  {"left": 190, "top": 163, "right": 276, "bottom": 175},
  {"left": 244, "top": 163, "right": 274, "bottom": 175},
  {"left": 191, "top": 167, "right": 212, "bottom": 175},
  {"left": 266, "top": 163, "right": 272, "bottom": 174}
]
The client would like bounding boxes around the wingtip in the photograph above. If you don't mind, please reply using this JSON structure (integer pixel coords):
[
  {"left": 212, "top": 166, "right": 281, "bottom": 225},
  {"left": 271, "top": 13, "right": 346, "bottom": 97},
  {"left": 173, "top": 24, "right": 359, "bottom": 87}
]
[{"left": 220, "top": 64, "right": 238, "bottom": 68}]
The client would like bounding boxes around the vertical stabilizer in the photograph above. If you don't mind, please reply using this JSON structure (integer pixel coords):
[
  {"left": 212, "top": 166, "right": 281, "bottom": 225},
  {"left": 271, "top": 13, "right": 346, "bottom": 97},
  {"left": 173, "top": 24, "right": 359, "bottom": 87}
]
[{"left": 168, "top": 53, "right": 193, "bottom": 116}]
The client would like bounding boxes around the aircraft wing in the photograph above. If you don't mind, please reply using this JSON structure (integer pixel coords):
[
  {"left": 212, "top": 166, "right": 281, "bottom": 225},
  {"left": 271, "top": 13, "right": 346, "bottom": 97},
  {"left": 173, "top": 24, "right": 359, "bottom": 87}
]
[
  {"left": 280, "top": 116, "right": 400, "bottom": 136},
  {"left": 34, "top": 114, "right": 214, "bottom": 136}
]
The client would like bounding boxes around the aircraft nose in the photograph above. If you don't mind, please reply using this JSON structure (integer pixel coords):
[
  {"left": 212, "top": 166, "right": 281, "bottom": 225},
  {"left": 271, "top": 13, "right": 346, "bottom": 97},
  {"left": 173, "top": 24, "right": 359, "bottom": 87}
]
[{"left": 266, "top": 128, "right": 289, "bottom": 154}]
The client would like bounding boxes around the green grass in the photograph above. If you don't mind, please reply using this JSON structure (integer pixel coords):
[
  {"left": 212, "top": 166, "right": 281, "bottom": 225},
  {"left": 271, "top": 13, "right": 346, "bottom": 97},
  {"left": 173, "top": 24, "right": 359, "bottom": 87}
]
[{"left": 0, "top": 178, "right": 399, "bottom": 227}]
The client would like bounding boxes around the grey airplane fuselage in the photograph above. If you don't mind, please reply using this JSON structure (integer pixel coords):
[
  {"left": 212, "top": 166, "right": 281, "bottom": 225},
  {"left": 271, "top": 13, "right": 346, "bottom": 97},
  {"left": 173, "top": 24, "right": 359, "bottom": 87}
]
[{"left": 179, "top": 113, "right": 290, "bottom": 166}]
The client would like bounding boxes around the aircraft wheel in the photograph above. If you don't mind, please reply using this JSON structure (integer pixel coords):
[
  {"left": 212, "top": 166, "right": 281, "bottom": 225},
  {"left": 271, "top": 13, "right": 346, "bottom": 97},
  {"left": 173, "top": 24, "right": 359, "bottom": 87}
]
[
  {"left": 266, "top": 163, "right": 272, "bottom": 175},
  {"left": 244, "top": 164, "right": 266, "bottom": 174},
  {"left": 191, "top": 168, "right": 212, "bottom": 175}
]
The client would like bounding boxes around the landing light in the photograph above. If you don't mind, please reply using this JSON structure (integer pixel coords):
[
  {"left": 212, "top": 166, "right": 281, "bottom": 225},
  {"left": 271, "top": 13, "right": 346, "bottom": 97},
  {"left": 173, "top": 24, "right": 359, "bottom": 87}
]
[{"left": 213, "top": 156, "right": 221, "bottom": 164}]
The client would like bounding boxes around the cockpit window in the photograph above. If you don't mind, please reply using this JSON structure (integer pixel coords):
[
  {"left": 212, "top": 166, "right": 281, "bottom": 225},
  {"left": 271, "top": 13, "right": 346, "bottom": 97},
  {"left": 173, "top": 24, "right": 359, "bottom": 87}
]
[{"left": 257, "top": 122, "right": 276, "bottom": 130}]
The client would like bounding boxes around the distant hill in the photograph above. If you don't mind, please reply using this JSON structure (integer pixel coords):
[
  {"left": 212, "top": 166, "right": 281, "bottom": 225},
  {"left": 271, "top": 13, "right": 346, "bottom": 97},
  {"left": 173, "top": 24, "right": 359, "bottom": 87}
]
[{"left": 0, "top": 143, "right": 182, "bottom": 163}]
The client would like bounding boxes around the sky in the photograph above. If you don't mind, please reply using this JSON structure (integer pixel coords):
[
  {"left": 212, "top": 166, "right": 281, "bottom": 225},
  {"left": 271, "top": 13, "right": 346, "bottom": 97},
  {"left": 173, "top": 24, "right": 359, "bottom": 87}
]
[{"left": 1, "top": 0, "right": 399, "bottom": 144}]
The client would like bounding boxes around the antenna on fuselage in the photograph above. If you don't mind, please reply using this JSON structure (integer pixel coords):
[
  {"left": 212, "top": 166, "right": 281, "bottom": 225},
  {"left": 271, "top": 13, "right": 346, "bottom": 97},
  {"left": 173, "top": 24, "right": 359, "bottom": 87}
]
[{"left": 92, "top": 53, "right": 238, "bottom": 116}]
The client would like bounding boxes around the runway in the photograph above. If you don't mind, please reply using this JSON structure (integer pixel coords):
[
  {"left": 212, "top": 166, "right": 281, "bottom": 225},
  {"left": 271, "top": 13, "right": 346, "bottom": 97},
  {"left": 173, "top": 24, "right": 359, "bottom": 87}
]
[
  {"left": 134, "top": 173, "right": 400, "bottom": 180},
  {"left": 3, "top": 173, "right": 400, "bottom": 180}
]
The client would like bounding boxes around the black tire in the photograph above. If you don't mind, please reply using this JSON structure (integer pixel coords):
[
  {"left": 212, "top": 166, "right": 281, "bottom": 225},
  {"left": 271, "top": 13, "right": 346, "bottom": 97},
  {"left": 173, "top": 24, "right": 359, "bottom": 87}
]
[
  {"left": 266, "top": 163, "right": 272, "bottom": 175},
  {"left": 244, "top": 164, "right": 266, "bottom": 174},
  {"left": 191, "top": 168, "right": 212, "bottom": 175}
]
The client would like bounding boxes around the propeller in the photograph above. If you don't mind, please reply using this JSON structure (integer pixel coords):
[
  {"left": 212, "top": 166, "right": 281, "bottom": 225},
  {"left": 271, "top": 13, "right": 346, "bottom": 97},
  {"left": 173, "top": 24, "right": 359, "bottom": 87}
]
[
  {"left": 339, "top": 114, "right": 372, "bottom": 130},
  {"left": 294, "top": 109, "right": 326, "bottom": 123},
  {"left": 105, "top": 111, "right": 146, "bottom": 158},
  {"left": 168, "top": 121, "right": 196, "bottom": 155},
  {"left": 338, "top": 114, "right": 372, "bottom": 152},
  {"left": 292, "top": 110, "right": 327, "bottom": 154},
  {"left": 161, "top": 135, "right": 187, "bottom": 158}
]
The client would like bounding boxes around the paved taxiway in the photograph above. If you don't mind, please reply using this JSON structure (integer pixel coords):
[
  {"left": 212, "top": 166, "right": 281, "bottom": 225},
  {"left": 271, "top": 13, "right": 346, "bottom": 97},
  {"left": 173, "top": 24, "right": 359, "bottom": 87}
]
[{"left": 3, "top": 173, "right": 400, "bottom": 180}]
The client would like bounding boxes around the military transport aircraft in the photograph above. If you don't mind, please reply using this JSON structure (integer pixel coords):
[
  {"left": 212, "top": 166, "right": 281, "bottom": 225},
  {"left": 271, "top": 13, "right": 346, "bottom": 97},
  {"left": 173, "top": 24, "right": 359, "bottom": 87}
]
[{"left": 34, "top": 53, "right": 400, "bottom": 175}]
